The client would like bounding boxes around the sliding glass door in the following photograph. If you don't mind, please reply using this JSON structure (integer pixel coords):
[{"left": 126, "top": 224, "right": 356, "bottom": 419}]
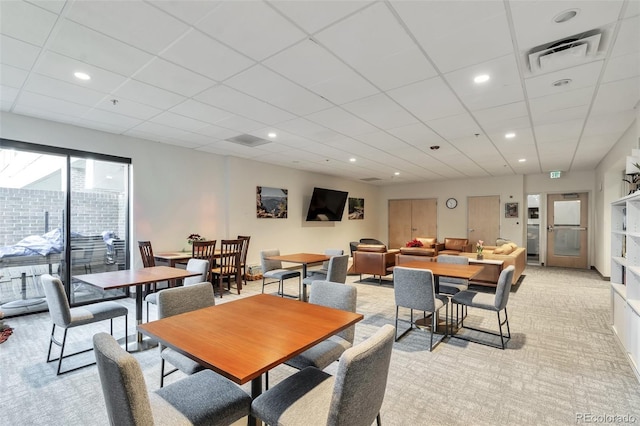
[{"left": 0, "top": 140, "right": 130, "bottom": 316}]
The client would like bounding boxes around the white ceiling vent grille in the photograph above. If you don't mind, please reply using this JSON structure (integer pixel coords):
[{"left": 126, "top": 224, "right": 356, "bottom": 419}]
[
  {"left": 528, "top": 29, "right": 603, "bottom": 74},
  {"left": 226, "top": 134, "right": 270, "bottom": 147}
]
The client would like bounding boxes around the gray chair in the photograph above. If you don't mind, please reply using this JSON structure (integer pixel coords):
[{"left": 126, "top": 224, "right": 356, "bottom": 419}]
[
  {"left": 302, "top": 254, "right": 349, "bottom": 302},
  {"left": 93, "top": 332, "right": 251, "bottom": 426},
  {"left": 451, "top": 265, "right": 515, "bottom": 349},
  {"left": 436, "top": 254, "right": 470, "bottom": 295},
  {"left": 41, "top": 274, "right": 128, "bottom": 375},
  {"left": 307, "top": 248, "right": 344, "bottom": 278},
  {"left": 260, "top": 249, "right": 301, "bottom": 299},
  {"left": 156, "top": 282, "right": 217, "bottom": 387},
  {"left": 393, "top": 266, "right": 449, "bottom": 351},
  {"left": 251, "top": 324, "right": 395, "bottom": 426},
  {"left": 285, "top": 281, "right": 357, "bottom": 371},
  {"left": 144, "top": 258, "right": 210, "bottom": 321}
]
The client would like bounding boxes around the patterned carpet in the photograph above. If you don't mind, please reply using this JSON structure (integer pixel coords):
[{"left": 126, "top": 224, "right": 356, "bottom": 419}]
[{"left": 1, "top": 265, "right": 639, "bottom": 425}]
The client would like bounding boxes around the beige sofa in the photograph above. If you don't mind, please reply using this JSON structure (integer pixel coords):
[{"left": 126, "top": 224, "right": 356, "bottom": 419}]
[{"left": 458, "top": 242, "right": 525, "bottom": 285}]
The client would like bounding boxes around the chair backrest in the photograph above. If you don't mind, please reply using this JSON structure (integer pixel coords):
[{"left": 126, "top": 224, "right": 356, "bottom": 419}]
[
  {"left": 260, "top": 249, "right": 282, "bottom": 273},
  {"left": 328, "top": 324, "right": 395, "bottom": 426},
  {"left": 183, "top": 258, "right": 210, "bottom": 286},
  {"left": 360, "top": 238, "right": 384, "bottom": 245},
  {"left": 192, "top": 240, "right": 216, "bottom": 281},
  {"left": 157, "top": 282, "right": 216, "bottom": 319},
  {"left": 494, "top": 265, "right": 515, "bottom": 310},
  {"left": 437, "top": 254, "right": 469, "bottom": 285},
  {"left": 218, "top": 239, "right": 242, "bottom": 274},
  {"left": 138, "top": 241, "right": 155, "bottom": 268},
  {"left": 322, "top": 248, "right": 344, "bottom": 270},
  {"left": 326, "top": 254, "right": 349, "bottom": 284},
  {"left": 238, "top": 235, "right": 251, "bottom": 265},
  {"left": 93, "top": 332, "right": 154, "bottom": 425},
  {"left": 393, "top": 267, "right": 438, "bottom": 312},
  {"left": 41, "top": 274, "right": 72, "bottom": 327},
  {"left": 113, "top": 239, "right": 127, "bottom": 270},
  {"left": 309, "top": 280, "right": 357, "bottom": 344}
]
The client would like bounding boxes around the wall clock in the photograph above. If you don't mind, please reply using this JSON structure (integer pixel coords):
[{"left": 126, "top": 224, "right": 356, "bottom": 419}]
[{"left": 446, "top": 198, "right": 458, "bottom": 209}]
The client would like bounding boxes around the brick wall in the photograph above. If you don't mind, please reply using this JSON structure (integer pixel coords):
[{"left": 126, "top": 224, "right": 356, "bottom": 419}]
[{"left": 0, "top": 187, "right": 125, "bottom": 246}]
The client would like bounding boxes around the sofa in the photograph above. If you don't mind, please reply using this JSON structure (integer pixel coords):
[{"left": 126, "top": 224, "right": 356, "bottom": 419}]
[
  {"left": 396, "top": 237, "right": 439, "bottom": 264},
  {"left": 458, "top": 242, "right": 525, "bottom": 285},
  {"left": 437, "top": 237, "right": 473, "bottom": 255},
  {"left": 352, "top": 244, "right": 399, "bottom": 283}
]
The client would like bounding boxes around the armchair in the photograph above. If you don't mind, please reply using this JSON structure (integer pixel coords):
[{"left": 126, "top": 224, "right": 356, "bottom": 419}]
[
  {"left": 437, "top": 237, "right": 472, "bottom": 255},
  {"left": 352, "top": 244, "right": 399, "bottom": 284}
]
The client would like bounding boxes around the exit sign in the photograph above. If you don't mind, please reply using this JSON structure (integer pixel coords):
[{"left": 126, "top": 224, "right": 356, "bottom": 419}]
[{"left": 550, "top": 171, "right": 562, "bottom": 179}]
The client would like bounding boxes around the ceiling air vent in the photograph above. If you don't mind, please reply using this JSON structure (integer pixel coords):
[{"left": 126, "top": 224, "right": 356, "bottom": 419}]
[
  {"left": 528, "top": 29, "right": 603, "bottom": 74},
  {"left": 360, "top": 177, "right": 382, "bottom": 182},
  {"left": 226, "top": 134, "right": 270, "bottom": 148}
]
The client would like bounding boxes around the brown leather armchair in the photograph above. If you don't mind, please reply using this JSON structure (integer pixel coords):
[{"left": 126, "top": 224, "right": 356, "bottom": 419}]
[
  {"left": 352, "top": 244, "right": 399, "bottom": 284},
  {"left": 437, "top": 238, "right": 472, "bottom": 255}
]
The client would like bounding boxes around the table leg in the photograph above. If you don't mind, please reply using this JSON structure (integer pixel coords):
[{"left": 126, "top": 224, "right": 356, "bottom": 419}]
[
  {"left": 301, "top": 264, "right": 308, "bottom": 302},
  {"left": 248, "top": 375, "right": 263, "bottom": 426},
  {"left": 125, "top": 286, "right": 157, "bottom": 352}
]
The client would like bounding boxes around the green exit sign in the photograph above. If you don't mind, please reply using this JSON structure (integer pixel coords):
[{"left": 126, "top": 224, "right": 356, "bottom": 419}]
[{"left": 550, "top": 171, "right": 562, "bottom": 179}]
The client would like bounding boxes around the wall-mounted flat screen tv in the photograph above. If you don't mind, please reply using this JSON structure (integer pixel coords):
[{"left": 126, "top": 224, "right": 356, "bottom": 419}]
[{"left": 305, "top": 187, "right": 349, "bottom": 221}]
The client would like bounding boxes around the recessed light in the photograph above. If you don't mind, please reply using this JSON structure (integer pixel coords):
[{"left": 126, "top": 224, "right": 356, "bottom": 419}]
[
  {"left": 74, "top": 72, "right": 91, "bottom": 81},
  {"left": 394, "top": 172, "right": 400, "bottom": 176},
  {"left": 518, "top": 158, "right": 526, "bottom": 163},
  {"left": 553, "top": 9, "right": 579, "bottom": 23},
  {"left": 267, "top": 132, "right": 277, "bottom": 138},
  {"left": 505, "top": 132, "right": 516, "bottom": 139},
  {"left": 474, "top": 74, "right": 490, "bottom": 84},
  {"left": 552, "top": 79, "right": 572, "bottom": 87},
  {"left": 349, "top": 158, "right": 356, "bottom": 163}
]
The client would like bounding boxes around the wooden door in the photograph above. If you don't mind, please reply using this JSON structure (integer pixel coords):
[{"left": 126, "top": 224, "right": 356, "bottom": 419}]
[
  {"left": 411, "top": 199, "right": 437, "bottom": 240},
  {"left": 546, "top": 192, "right": 588, "bottom": 268},
  {"left": 389, "top": 200, "right": 412, "bottom": 249},
  {"left": 388, "top": 199, "right": 437, "bottom": 249},
  {"left": 467, "top": 195, "right": 500, "bottom": 246}
]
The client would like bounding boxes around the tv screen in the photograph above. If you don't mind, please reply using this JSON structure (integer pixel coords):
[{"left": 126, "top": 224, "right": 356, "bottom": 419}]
[{"left": 306, "top": 187, "right": 349, "bottom": 221}]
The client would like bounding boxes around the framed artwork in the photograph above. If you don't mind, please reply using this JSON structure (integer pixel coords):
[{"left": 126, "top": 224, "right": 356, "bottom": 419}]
[
  {"left": 348, "top": 197, "right": 364, "bottom": 220},
  {"left": 257, "top": 186, "right": 288, "bottom": 218},
  {"left": 505, "top": 202, "right": 519, "bottom": 218}
]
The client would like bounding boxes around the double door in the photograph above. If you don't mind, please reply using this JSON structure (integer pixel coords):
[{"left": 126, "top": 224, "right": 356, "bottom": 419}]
[{"left": 388, "top": 199, "right": 437, "bottom": 249}]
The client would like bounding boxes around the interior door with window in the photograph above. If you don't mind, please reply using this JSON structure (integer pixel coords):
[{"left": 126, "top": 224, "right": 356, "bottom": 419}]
[{"left": 546, "top": 192, "right": 588, "bottom": 268}]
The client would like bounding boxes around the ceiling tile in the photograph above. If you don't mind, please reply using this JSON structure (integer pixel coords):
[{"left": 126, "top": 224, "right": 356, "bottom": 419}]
[
  {"left": 0, "top": 34, "right": 41, "bottom": 70},
  {"left": 0, "top": 1, "right": 58, "bottom": 46},
  {"left": 275, "top": 117, "right": 342, "bottom": 142},
  {"left": 316, "top": 2, "right": 437, "bottom": 90},
  {"left": 133, "top": 57, "right": 216, "bottom": 97},
  {"left": 192, "top": 124, "right": 238, "bottom": 141},
  {"left": 65, "top": 1, "right": 189, "bottom": 54},
  {"left": 224, "top": 65, "right": 332, "bottom": 116},
  {"left": 341, "top": 93, "right": 417, "bottom": 130},
  {"left": 270, "top": 0, "right": 372, "bottom": 34},
  {"left": 444, "top": 54, "right": 524, "bottom": 111},
  {"left": 24, "top": 73, "right": 107, "bottom": 106},
  {"left": 264, "top": 38, "right": 379, "bottom": 105},
  {"left": 16, "top": 91, "right": 91, "bottom": 116},
  {"left": 1, "top": 64, "right": 29, "bottom": 88},
  {"left": 535, "top": 118, "right": 584, "bottom": 144},
  {"left": 525, "top": 61, "right": 604, "bottom": 99},
  {"left": 195, "top": 1, "right": 306, "bottom": 61},
  {"left": 28, "top": 1, "right": 65, "bottom": 14},
  {"left": 387, "top": 76, "right": 466, "bottom": 122},
  {"left": 305, "top": 107, "right": 378, "bottom": 137},
  {"left": 113, "top": 79, "right": 186, "bottom": 110},
  {"left": 611, "top": 15, "right": 640, "bottom": 58},
  {"left": 150, "top": 111, "right": 211, "bottom": 132},
  {"left": 48, "top": 20, "right": 154, "bottom": 76},
  {"left": 391, "top": 0, "right": 513, "bottom": 72},
  {"left": 169, "top": 99, "right": 234, "bottom": 125},
  {"left": 472, "top": 102, "right": 529, "bottom": 130},
  {"left": 591, "top": 77, "right": 640, "bottom": 114},
  {"left": 1, "top": 85, "right": 19, "bottom": 109},
  {"left": 151, "top": 1, "right": 223, "bottom": 25},
  {"left": 386, "top": 122, "right": 446, "bottom": 147},
  {"left": 212, "top": 114, "right": 265, "bottom": 134},
  {"left": 426, "top": 113, "right": 482, "bottom": 140},
  {"left": 82, "top": 108, "right": 142, "bottom": 130},
  {"left": 94, "top": 97, "right": 162, "bottom": 121},
  {"left": 602, "top": 51, "right": 640, "bottom": 83},
  {"left": 583, "top": 110, "right": 636, "bottom": 137},
  {"left": 161, "top": 29, "right": 255, "bottom": 82}
]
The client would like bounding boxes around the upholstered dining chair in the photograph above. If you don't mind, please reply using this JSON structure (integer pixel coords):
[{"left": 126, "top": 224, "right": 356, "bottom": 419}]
[
  {"left": 451, "top": 265, "right": 515, "bottom": 349},
  {"left": 260, "top": 249, "right": 301, "bottom": 299},
  {"left": 307, "top": 248, "right": 344, "bottom": 278},
  {"left": 156, "top": 282, "right": 216, "bottom": 387},
  {"left": 302, "top": 254, "right": 349, "bottom": 301},
  {"left": 93, "top": 332, "right": 251, "bottom": 426},
  {"left": 41, "top": 274, "right": 128, "bottom": 375},
  {"left": 237, "top": 235, "right": 251, "bottom": 286},
  {"left": 393, "top": 266, "right": 449, "bottom": 351},
  {"left": 191, "top": 239, "right": 217, "bottom": 282},
  {"left": 144, "top": 259, "right": 210, "bottom": 321},
  {"left": 251, "top": 324, "right": 395, "bottom": 426},
  {"left": 285, "top": 280, "right": 357, "bottom": 371},
  {"left": 211, "top": 239, "right": 243, "bottom": 297}
]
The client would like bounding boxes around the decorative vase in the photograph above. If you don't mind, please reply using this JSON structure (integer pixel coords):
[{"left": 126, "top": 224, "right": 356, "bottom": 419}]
[{"left": 476, "top": 253, "right": 483, "bottom": 260}]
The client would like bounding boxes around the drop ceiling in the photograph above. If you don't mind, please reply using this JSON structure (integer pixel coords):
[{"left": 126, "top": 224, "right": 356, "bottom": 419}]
[{"left": 1, "top": 0, "right": 639, "bottom": 185}]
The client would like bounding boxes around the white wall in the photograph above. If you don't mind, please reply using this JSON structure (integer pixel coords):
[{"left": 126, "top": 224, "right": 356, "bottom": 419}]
[
  {"left": 377, "top": 174, "right": 524, "bottom": 246},
  {"left": 0, "top": 112, "right": 379, "bottom": 268},
  {"left": 595, "top": 113, "right": 640, "bottom": 277}
]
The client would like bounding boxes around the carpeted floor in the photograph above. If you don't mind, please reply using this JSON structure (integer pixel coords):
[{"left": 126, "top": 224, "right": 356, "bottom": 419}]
[{"left": 1, "top": 265, "right": 639, "bottom": 425}]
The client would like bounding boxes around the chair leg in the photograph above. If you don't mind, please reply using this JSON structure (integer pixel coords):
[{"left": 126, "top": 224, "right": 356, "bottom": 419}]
[
  {"left": 46, "top": 324, "right": 56, "bottom": 363},
  {"left": 377, "top": 413, "right": 382, "bottom": 426},
  {"left": 429, "top": 311, "right": 435, "bottom": 351},
  {"left": 160, "top": 358, "right": 166, "bottom": 388},
  {"left": 504, "top": 308, "right": 511, "bottom": 338},
  {"left": 394, "top": 306, "right": 399, "bottom": 341},
  {"left": 57, "top": 328, "right": 69, "bottom": 375}
]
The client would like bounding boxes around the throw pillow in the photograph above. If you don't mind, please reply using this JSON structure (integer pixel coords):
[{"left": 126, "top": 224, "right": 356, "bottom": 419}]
[
  {"left": 417, "top": 237, "right": 436, "bottom": 247},
  {"left": 496, "top": 238, "right": 511, "bottom": 246}
]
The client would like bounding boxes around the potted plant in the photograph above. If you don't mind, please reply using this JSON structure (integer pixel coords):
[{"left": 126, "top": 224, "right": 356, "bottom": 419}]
[{"left": 476, "top": 240, "right": 484, "bottom": 260}]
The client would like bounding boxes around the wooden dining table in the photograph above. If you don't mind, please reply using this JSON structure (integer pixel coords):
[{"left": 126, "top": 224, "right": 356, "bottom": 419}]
[
  {"left": 264, "top": 253, "right": 331, "bottom": 301},
  {"left": 138, "top": 293, "right": 363, "bottom": 425},
  {"left": 394, "top": 260, "right": 485, "bottom": 293},
  {"left": 73, "top": 266, "right": 200, "bottom": 350}
]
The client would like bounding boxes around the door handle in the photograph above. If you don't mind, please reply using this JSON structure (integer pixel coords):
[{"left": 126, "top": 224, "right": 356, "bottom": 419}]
[
  {"left": 468, "top": 229, "right": 475, "bottom": 232},
  {"left": 547, "top": 225, "right": 553, "bottom": 232}
]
